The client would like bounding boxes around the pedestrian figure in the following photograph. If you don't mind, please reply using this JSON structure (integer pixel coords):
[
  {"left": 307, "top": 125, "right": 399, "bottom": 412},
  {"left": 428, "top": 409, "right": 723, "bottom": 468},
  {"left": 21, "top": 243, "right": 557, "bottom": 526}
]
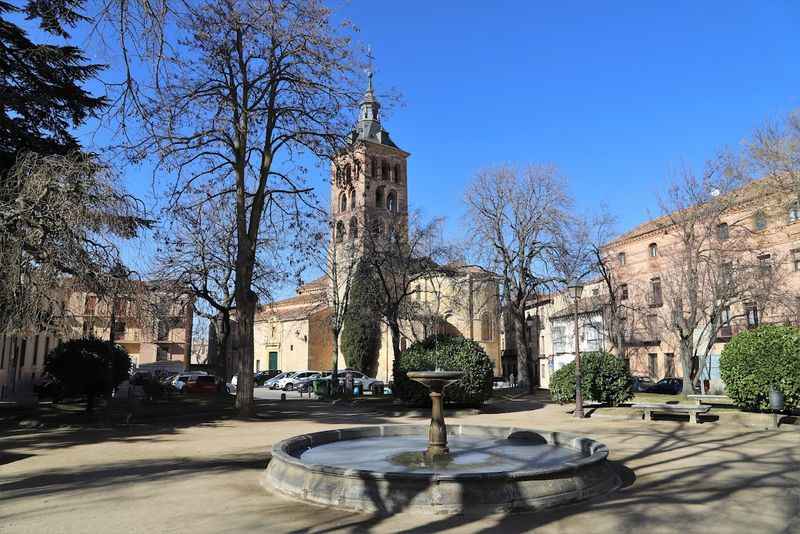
[{"left": 345, "top": 370, "right": 354, "bottom": 399}]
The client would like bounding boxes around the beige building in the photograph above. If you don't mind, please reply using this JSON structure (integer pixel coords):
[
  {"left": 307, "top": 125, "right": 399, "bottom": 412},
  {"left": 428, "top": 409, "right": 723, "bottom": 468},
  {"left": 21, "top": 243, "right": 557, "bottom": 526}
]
[
  {"left": 0, "top": 282, "right": 193, "bottom": 401},
  {"left": 531, "top": 178, "right": 800, "bottom": 390},
  {"left": 253, "top": 270, "right": 501, "bottom": 383},
  {"left": 524, "top": 282, "right": 608, "bottom": 389},
  {"left": 252, "top": 74, "right": 502, "bottom": 382}
]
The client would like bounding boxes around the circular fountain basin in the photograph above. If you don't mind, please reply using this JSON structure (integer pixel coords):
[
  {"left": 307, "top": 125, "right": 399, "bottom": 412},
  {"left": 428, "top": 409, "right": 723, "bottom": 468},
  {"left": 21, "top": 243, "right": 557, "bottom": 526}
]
[{"left": 263, "top": 425, "right": 620, "bottom": 515}]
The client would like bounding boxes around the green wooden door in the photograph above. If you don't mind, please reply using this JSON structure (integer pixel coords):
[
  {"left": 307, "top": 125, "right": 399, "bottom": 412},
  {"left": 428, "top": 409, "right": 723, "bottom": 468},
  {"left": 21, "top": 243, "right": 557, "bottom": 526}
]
[{"left": 268, "top": 351, "right": 278, "bottom": 370}]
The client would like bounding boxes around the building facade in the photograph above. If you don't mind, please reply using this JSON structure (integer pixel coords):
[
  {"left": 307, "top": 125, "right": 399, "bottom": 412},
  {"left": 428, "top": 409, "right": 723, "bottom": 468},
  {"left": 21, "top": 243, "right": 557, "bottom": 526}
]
[
  {"left": 531, "top": 178, "right": 800, "bottom": 391},
  {"left": 0, "top": 283, "right": 193, "bottom": 401},
  {"left": 251, "top": 74, "right": 503, "bottom": 381}
]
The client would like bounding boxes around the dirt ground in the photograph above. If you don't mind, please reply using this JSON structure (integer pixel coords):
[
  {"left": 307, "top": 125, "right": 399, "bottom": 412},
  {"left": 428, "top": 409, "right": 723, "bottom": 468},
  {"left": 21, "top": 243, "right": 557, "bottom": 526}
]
[{"left": 1, "top": 395, "right": 799, "bottom": 533}]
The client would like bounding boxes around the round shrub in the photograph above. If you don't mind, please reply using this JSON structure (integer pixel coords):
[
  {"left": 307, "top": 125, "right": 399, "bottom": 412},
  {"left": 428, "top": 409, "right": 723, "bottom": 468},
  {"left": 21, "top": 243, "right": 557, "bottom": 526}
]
[
  {"left": 393, "top": 335, "right": 494, "bottom": 407},
  {"left": 720, "top": 325, "right": 800, "bottom": 412},
  {"left": 44, "top": 337, "right": 132, "bottom": 412},
  {"left": 549, "top": 352, "right": 633, "bottom": 407}
]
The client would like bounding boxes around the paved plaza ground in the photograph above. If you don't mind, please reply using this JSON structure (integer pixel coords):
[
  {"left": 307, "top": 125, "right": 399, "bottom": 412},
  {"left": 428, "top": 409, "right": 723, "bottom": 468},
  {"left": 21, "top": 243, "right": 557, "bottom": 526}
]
[{"left": 1, "top": 394, "right": 799, "bottom": 533}]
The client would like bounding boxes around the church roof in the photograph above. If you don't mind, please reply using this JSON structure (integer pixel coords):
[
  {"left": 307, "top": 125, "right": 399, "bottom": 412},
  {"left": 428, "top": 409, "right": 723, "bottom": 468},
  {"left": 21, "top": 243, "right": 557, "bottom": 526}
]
[
  {"left": 603, "top": 177, "right": 775, "bottom": 249},
  {"left": 256, "top": 276, "right": 330, "bottom": 322},
  {"left": 349, "top": 72, "right": 402, "bottom": 150}
]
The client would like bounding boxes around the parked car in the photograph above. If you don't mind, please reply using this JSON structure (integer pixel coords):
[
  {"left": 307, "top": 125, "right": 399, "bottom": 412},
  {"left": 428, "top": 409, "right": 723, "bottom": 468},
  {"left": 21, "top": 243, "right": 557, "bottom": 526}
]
[
  {"left": 167, "top": 372, "right": 208, "bottom": 393},
  {"left": 255, "top": 369, "right": 282, "bottom": 386},
  {"left": 632, "top": 376, "right": 655, "bottom": 393},
  {"left": 338, "top": 369, "right": 380, "bottom": 393},
  {"left": 645, "top": 377, "right": 684, "bottom": 395},
  {"left": 265, "top": 372, "right": 295, "bottom": 389},
  {"left": 184, "top": 374, "right": 220, "bottom": 394},
  {"left": 313, "top": 369, "right": 380, "bottom": 394},
  {"left": 278, "top": 371, "right": 320, "bottom": 391}
]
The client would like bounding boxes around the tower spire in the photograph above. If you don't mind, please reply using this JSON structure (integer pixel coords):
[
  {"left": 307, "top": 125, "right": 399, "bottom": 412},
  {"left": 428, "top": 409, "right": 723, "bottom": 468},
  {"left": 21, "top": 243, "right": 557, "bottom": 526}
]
[{"left": 357, "top": 49, "right": 380, "bottom": 137}]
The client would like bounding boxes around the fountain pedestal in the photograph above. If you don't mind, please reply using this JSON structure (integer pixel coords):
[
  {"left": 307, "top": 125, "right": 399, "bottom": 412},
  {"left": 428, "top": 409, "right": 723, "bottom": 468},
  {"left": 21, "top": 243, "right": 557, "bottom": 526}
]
[{"left": 406, "top": 371, "right": 464, "bottom": 460}]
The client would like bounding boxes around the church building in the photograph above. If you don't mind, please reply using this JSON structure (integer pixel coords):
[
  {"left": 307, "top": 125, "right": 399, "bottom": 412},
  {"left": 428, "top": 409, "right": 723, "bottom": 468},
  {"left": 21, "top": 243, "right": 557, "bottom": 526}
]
[{"left": 252, "top": 74, "right": 502, "bottom": 382}]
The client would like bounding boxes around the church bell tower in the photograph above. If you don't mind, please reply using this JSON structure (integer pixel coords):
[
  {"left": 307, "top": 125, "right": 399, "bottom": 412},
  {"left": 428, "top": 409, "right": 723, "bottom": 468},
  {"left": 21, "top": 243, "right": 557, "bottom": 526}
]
[{"left": 331, "top": 72, "right": 409, "bottom": 255}]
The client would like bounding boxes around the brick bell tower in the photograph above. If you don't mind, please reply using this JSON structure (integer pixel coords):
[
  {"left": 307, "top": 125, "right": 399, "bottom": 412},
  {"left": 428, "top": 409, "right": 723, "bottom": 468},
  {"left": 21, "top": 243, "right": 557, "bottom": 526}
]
[{"left": 331, "top": 71, "right": 410, "bottom": 256}]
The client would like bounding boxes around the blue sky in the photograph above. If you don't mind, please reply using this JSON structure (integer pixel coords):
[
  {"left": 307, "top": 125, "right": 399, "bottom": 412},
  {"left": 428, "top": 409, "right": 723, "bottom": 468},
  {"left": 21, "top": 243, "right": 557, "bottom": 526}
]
[
  {"left": 16, "top": 1, "right": 800, "bottom": 285},
  {"left": 336, "top": 1, "right": 800, "bottom": 235}
]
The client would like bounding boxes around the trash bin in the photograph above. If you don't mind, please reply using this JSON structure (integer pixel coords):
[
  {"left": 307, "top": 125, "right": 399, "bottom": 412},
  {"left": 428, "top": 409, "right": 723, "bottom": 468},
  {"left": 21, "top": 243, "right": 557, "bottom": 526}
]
[{"left": 312, "top": 379, "right": 330, "bottom": 399}]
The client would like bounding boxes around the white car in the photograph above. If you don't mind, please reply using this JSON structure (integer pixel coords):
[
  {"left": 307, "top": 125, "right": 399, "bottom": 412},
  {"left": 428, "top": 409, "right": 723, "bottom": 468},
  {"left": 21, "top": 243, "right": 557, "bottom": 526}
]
[
  {"left": 266, "top": 372, "right": 294, "bottom": 389},
  {"left": 277, "top": 371, "right": 320, "bottom": 391}
]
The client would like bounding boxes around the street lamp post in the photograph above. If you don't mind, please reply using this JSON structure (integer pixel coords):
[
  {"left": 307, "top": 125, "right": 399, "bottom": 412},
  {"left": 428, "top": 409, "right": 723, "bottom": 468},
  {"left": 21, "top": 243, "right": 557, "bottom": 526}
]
[{"left": 568, "top": 283, "right": 585, "bottom": 419}]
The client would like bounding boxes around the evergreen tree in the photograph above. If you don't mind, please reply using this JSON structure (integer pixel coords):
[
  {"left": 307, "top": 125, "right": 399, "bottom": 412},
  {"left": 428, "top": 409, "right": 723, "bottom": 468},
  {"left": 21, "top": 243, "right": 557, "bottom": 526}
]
[
  {"left": 341, "top": 259, "right": 381, "bottom": 376},
  {"left": 0, "top": 0, "right": 106, "bottom": 174}
]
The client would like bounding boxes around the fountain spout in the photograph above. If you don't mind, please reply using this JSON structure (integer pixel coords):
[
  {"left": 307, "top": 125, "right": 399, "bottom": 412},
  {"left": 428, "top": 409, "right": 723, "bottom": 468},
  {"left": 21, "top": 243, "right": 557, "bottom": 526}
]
[{"left": 406, "top": 370, "right": 464, "bottom": 460}]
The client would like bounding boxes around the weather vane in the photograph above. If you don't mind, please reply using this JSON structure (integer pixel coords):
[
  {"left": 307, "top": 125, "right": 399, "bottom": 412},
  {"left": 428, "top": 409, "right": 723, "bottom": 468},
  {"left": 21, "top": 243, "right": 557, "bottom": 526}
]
[{"left": 366, "top": 45, "right": 375, "bottom": 88}]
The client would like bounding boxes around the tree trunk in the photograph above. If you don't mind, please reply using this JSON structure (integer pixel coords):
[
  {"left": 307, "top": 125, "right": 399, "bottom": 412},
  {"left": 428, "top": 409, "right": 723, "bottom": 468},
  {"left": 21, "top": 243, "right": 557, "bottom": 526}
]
[
  {"left": 183, "top": 303, "right": 193, "bottom": 368},
  {"left": 513, "top": 310, "right": 534, "bottom": 393},
  {"left": 218, "top": 312, "right": 232, "bottom": 381},
  {"left": 679, "top": 338, "right": 695, "bottom": 397},
  {"left": 331, "top": 328, "right": 340, "bottom": 398},
  {"left": 106, "top": 303, "right": 116, "bottom": 418},
  {"left": 234, "top": 290, "right": 256, "bottom": 416},
  {"left": 388, "top": 318, "right": 402, "bottom": 377}
]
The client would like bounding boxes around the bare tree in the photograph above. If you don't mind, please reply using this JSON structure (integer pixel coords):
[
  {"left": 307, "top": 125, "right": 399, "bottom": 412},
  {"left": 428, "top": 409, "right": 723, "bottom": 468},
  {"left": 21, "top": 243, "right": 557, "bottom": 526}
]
[
  {"left": 744, "top": 109, "right": 800, "bottom": 205},
  {"left": 307, "top": 213, "right": 360, "bottom": 388},
  {"left": 361, "top": 214, "right": 451, "bottom": 364},
  {"left": 586, "top": 212, "right": 638, "bottom": 360},
  {"left": 109, "top": 0, "right": 363, "bottom": 414},
  {"left": 153, "top": 196, "right": 289, "bottom": 380},
  {"left": 653, "top": 162, "right": 783, "bottom": 396},
  {"left": 465, "top": 165, "right": 571, "bottom": 392},
  {"left": 0, "top": 152, "right": 147, "bottom": 335}
]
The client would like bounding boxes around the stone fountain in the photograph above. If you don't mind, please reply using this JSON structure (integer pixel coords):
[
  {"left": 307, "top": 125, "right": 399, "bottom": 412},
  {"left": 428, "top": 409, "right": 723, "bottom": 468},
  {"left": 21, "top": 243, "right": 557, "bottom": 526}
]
[
  {"left": 406, "top": 370, "right": 463, "bottom": 461},
  {"left": 262, "top": 369, "right": 620, "bottom": 514}
]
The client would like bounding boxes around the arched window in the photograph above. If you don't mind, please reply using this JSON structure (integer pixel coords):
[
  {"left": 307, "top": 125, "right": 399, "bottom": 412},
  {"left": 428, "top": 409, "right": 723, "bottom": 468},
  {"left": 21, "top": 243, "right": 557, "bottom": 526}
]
[
  {"left": 344, "top": 163, "right": 351, "bottom": 183},
  {"left": 339, "top": 192, "right": 347, "bottom": 212},
  {"left": 349, "top": 217, "right": 358, "bottom": 239},
  {"left": 717, "top": 222, "right": 729, "bottom": 240},
  {"left": 386, "top": 190, "right": 397, "bottom": 212},
  {"left": 648, "top": 243, "right": 658, "bottom": 258},
  {"left": 381, "top": 160, "right": 389, "bottom": 180},
  {"left": 480, "top": 313, "right": 494, "bottom": 341},
  {"left": 375, "top": 186, "right": 385, "bottom": 208},
  {"left": 394, "top": 163, "right": 401, "bottom": 183},
  {"left": 335, "top": 220, "right": 345, "bottom": 242},
  {"left": 370, "top": 157, "right": 377, "bottom": 178}
]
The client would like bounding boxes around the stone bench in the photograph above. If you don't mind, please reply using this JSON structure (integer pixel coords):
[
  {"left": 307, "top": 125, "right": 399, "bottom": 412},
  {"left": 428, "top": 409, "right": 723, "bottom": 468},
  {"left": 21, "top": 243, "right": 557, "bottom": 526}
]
[
  {"left": 632, "top": 403, "right": 711, "bottom": 424},
  {"left": 687, "top": 394, "right": 730, "bottom": 405}
]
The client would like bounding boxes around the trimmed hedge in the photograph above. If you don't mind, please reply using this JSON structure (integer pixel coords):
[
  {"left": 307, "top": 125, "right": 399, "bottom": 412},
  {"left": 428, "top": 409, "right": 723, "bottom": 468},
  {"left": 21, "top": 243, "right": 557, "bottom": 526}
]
[
  {"left": 720, "top": 325, "right": 800, "bottom": 412},
  {"left": 44, "top": 337, "right": 132, "bottom": 412},
  {"left": 393, "top": 335, "right": 494, "bottom": 407},
  {"left": 549, "top": 351, "right": 633, "bottom": 406}
]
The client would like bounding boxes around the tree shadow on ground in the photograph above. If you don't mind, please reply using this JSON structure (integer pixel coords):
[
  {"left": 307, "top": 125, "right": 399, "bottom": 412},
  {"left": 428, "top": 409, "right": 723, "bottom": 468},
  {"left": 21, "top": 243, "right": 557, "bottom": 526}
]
[
  {"left": 0, "top": 393, "right": 417, "bottom": 457},
  {"left": 281, "top": 424, "right": 800, "bottom": 533},
  {"left": 0, "top": 452, "right": 268, "bottom": 505}
]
